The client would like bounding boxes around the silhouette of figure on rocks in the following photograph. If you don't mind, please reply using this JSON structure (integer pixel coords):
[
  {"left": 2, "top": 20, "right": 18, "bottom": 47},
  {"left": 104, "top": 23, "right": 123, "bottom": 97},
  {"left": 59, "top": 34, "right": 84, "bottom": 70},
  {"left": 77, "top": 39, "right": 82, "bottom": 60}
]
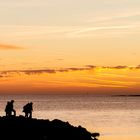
[
  {"left": 5, "top": 101, "right": 10, "bottom": 116},
  {"left": 5, "top": 100, "right": 16, "bottom": 116},
  {"left": 23, "top": 102, "right": 33, "bottom": 118}
]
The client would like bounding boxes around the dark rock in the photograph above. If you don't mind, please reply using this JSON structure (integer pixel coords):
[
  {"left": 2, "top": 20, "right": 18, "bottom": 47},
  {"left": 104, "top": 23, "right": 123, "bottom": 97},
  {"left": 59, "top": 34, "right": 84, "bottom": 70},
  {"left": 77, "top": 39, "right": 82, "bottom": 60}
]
[{"left": 0, "top": 116, "right": 100, "bottom": 140}]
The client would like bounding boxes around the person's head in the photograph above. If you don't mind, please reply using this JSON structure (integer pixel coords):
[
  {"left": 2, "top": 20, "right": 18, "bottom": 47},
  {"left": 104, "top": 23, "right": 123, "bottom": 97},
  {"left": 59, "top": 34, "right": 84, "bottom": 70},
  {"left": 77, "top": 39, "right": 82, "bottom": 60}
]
[
  {"left": 7, "top": 101, "right": 10, "bottom": 105},
  {"left": 11, "top": 100, "right": 14, "bottom": 103}
]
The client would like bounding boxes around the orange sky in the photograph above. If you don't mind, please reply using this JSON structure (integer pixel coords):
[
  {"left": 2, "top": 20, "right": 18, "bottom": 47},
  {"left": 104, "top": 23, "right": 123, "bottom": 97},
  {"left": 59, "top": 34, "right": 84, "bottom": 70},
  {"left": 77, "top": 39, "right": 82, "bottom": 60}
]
[
  {"left": 0, "top": 66, "right": 140, "bottom": 94},
  {"left": 0, "top": 0, "right": 140, "bottom": 94}
]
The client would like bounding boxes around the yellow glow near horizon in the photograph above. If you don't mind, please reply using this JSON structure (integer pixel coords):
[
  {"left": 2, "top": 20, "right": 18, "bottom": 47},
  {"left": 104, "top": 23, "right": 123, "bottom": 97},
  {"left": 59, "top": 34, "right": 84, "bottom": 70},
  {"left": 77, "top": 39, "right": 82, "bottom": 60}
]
[
  {"left": 0, "top": 0, "right": 140, "bottom": 94},
  {"left": 0, "top": 67, "right": 140, "bottom": 94}
]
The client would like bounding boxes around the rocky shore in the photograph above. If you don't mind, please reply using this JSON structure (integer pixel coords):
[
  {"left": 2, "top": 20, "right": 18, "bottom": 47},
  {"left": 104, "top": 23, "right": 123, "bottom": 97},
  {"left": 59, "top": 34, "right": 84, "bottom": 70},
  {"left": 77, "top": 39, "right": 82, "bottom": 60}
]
[{"left": 0, "top": 116, "right": 99, "bottom": 140}]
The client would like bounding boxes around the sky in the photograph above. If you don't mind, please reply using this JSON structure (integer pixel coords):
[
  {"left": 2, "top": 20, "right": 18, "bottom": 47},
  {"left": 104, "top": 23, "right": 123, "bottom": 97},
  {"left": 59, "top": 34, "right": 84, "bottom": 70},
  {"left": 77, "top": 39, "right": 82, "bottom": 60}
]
[{"left": 0, "top": 0, "right": 140, "bottom": 94}]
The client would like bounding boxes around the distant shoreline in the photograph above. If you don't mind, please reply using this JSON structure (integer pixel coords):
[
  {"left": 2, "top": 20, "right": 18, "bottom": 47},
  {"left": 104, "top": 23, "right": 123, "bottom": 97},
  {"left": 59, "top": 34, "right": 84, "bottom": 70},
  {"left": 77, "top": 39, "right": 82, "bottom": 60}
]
[{"left": 113, "top": 94, "right": 140, "bottom": 97}]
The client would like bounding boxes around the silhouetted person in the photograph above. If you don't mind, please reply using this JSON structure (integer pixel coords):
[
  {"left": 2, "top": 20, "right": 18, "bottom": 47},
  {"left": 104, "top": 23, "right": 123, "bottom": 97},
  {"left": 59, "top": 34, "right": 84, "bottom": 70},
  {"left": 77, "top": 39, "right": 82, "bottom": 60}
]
[
  {"left": 23, "top": 102, "right": 33, "bottom": 118},
  {"left": 5, "top": 101, "right": 11, "bottom": 116},
  {"left": 5, "top": 100, "right": 16, "bottom": 116},
  {"left": 23, "top": 103, "right": 29, "bottom": 118}
]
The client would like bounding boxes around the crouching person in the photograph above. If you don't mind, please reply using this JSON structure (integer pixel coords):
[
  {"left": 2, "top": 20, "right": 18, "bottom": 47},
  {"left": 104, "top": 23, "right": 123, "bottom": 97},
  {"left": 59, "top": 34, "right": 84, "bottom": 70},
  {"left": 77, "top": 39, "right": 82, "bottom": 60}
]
[{"left": 23, "top": 102, "right": 33, "bottom": 118}]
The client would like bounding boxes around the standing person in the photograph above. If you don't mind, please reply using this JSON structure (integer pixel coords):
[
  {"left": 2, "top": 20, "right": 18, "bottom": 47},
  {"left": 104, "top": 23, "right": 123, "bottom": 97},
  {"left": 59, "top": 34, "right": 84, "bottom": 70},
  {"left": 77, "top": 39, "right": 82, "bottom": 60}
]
[
  {"left": 29, "top": 102, "right": 33, "bottom": 118},
  {"left": 9, "top": 100, "right": 16, "bottom": 116},
  {"left": 5, "top": 101, "right": 11, "bottom": 116},
  {"left": 5, "top": 100, "right": 16, "bottom": 116}
]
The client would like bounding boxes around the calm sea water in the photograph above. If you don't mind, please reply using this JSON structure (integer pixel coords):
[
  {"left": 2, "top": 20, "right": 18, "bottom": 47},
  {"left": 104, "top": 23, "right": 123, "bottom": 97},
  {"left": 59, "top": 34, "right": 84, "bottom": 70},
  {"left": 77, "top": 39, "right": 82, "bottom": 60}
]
[{"left": 0, "top": 94, "right": 139, "bottom": 140}]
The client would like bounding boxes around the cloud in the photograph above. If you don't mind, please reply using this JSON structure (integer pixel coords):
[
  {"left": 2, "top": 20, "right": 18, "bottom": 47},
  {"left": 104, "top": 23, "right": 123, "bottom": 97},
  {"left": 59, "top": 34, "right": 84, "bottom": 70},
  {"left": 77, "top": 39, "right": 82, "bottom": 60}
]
[
  {"left": 0, "top": 67, "right": 90, "bottom": 77},
  {"left": 22, "top": 69, "right": 56, "bottom": 75},
  {"left": 0, "top": 0, "right": 48, "bottom": 8},
  {"left": 57, "top": 59, "right": 64, "bottom": 61},
  {"left": 85, "top": 65, "right": 97, "bottom": 68},
  {"left": 85, "top": 65, "right": 129, "bottom": 69},
  {"left": 0, "top": 69, "right": 56, "bottom": 76},
  {"left": 136, "top": 65, "right": 140, "bottom": 69},
  {"left": 107, "top": 66, "right": 128, "bottom": 69},
  {"left": 0, "top": 44, "right": 23, "bottom": 50},
  {"left": 0, "top": 65, "right": 140, "bottom": 78},
  {"left": 67, "top": 67, "right": 89, "bottom": 71},
  {"left": 0, "top": 24, "right": 139, "bottom": 41},
  {"left": 0, "top": 75, "right": 4, "bottom": 78},
  {"left": 69, "top": 25, "right": 134, "bottom": 35},
  {"left": 22, "top": 67, "right": 96, "bottom": 75},
  {"left": 85, "top": 65, "right": 140, "bottom": 70}
]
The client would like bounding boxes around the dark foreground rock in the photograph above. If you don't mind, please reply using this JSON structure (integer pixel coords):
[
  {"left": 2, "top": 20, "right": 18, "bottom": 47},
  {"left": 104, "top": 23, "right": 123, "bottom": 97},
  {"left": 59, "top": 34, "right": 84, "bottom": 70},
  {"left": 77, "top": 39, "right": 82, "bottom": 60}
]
[{"left": 0, "top": 116, "right": 99, "bottom": 140}]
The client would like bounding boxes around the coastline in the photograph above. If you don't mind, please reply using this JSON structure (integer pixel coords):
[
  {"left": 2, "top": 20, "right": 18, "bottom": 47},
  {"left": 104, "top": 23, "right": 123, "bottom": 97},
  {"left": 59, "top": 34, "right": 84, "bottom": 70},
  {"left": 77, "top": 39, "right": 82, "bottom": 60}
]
[{"left": 0, "top": 115, "right": 99, "bottom": 140}]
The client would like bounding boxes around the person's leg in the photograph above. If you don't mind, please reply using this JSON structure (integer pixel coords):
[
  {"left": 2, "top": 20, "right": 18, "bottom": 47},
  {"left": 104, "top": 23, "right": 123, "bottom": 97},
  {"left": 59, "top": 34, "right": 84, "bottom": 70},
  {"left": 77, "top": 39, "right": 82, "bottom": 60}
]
[
  {"left": 30, "top": 112, "right": 32, "bottom": 118},
  {"left": 25, "top": 112, "right": 28, "bottom": 118},
  {"left": 29, "top": 112, "right": 32, "bottom": 118},
  {"left": 13, "top": 109, "right": 16, "bottom": 116},
  {"left": 9, "top": 111, "right": 12, "bottom": 116},
  {"left": 6, "top": 111, "right": 8, "bottom": 116}
]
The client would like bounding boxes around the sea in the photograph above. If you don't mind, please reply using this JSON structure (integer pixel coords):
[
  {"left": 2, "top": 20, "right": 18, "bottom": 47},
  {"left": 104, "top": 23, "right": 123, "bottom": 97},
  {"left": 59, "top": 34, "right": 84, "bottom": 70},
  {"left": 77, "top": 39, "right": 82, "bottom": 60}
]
[{"left": 0, "top": 94, "right": 139, "bottom": 140}]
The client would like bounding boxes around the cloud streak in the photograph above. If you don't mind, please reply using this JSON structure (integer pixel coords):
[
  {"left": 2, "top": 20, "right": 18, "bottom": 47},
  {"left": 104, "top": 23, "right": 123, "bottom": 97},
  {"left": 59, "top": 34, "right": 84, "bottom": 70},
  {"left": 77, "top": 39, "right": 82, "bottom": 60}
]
[
  {"left": 0, "top": 44, "right": 23, "bottom": 50},
  {"left": 0, "top": 0, "right": 48, "bottom": 8},
  {"left": 0, "top": 24, "right": 139, "bottom": 41},
  {"left": 68, "top": 25, "right": 135, "bottom": 35},
  {"left": 0, "top": 65, "right": 140, "bottom": 78}
]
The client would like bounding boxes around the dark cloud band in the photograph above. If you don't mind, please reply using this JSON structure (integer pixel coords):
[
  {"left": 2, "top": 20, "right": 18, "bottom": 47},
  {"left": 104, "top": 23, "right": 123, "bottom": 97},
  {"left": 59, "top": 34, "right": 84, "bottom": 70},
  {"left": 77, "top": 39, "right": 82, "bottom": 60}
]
[{"left": 0, "top": 65, "right": 140, "bottom": 78}]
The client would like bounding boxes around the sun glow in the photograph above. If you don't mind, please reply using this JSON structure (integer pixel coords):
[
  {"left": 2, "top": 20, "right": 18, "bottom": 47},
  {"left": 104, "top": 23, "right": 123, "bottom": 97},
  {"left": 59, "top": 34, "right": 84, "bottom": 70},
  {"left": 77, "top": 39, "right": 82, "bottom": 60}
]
[{"left": 0, "top": 67, "right": 140, "bottom": 94}]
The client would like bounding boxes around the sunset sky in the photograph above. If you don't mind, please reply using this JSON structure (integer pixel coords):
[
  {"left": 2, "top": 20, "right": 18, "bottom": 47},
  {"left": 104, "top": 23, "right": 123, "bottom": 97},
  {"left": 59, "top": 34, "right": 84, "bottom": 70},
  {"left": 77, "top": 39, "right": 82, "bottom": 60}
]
[{"left": 0, "top": 0, "right": 140, "bottom": 94}]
